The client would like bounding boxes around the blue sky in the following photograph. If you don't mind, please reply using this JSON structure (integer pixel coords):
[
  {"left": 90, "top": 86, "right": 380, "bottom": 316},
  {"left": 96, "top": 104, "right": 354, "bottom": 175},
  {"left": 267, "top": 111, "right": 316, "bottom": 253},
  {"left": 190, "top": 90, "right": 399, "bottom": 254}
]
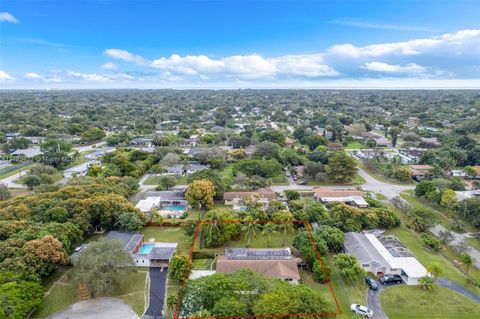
[{"left": 0, "top": 0, "right": 479, "bottom": 88}]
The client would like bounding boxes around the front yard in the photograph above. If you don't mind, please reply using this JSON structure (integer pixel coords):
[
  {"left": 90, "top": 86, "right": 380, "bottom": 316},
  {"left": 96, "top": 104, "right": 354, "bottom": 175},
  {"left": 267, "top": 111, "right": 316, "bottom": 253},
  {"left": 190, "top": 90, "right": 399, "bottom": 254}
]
[
  {"left": 31, "top": 268, "right": 148, "bottom": 318},
  {"left": 381, "top": 285, "right": 480, "bottom": 319}
]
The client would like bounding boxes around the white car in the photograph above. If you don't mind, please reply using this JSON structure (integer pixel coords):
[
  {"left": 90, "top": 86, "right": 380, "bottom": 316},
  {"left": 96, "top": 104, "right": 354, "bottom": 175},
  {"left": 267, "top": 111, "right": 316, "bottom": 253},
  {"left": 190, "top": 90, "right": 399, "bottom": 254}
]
[{"left": 350, "top": 304, "right": 373, "bottom": 318}]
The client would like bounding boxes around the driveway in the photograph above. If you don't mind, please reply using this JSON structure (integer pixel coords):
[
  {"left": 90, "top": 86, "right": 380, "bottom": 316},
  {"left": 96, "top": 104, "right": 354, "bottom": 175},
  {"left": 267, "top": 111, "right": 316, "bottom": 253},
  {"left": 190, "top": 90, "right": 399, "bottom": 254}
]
[
  {"left": 438, "top": 277, "right": 480, "bottom": 303},
  {"left": 47, "top": 297, "right": 140, "bottom": 319},
  {"left": 143, "top": 267, "right": 168, "bottom": 319},
  {"left": 367, "top": 284, "right": 388, "bottom": 319},
  {"left": 430, "top": 224, "right": 480, "bottom": 269}
]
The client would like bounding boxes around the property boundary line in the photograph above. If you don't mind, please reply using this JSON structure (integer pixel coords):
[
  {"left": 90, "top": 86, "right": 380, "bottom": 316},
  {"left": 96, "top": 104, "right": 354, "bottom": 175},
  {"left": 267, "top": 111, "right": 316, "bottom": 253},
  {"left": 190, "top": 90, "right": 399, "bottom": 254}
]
[{"left": 173, "top": 219, "right": 342, "bottom": 319}]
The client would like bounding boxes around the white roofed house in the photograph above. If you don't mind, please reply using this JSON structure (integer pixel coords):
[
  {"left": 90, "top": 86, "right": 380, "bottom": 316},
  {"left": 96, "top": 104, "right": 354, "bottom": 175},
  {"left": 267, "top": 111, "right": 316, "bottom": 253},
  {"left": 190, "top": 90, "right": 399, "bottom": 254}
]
[
  {"left": 344, "top": 232, "right": 427, "bottom": 285},
  {"left": 63, "top": 161, "right": 99, "bottom": 178},
  {"left": 11, "top": 147, "right": 42, "bottom": 158},
  {"left": 314, "top": 189, "right": 369, "bottom": 208}
]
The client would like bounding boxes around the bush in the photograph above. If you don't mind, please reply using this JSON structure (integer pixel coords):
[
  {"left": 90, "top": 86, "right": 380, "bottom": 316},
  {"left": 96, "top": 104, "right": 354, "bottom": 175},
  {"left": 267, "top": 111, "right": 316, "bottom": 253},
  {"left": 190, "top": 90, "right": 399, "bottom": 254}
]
[{"left": 421, "top": 234, "right": 442, "bottom": 251}]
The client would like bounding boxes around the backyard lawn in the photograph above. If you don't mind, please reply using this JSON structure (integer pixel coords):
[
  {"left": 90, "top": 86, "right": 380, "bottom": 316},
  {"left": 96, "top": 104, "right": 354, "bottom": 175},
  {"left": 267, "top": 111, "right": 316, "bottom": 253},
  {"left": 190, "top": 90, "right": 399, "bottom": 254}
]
[
  {"left": 31, "top": 268, "right": 147, "bottom": 318},
  {"left": 381, "top": 285, "right": 480, "bottom": 319},
  {"left": 345, "top": 141, "right": 364, "bottom": 149}
]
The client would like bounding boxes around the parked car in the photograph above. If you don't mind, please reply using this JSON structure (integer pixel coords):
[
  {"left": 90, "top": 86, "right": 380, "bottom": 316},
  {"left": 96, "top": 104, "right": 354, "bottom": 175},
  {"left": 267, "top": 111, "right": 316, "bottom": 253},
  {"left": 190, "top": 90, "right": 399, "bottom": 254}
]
[
  {"left": 379, "top": 274, "right": 403, "bottom": 285},
  {"left": 350, "top": 304, "right": 373, "bottom": 318},
  {"left": 365, "top": 276, "right": 378, "bottom": 290}
]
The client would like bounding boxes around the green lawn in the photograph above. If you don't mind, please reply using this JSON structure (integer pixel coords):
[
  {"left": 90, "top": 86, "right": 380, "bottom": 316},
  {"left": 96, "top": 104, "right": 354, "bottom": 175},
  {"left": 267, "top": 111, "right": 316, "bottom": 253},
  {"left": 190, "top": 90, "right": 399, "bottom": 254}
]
[
  {"left": 271, "top": 174, "right": 289, "bottom": 185},
  {"left": 141, "top": 227, "right": 192, "bottom": 254},
  {"left": 306, "top": 173, "right": 366, "bottom": 186},
  {"left": 384, "top": 224, "right": 480, "bottom": 296},
  {"left": 345, "top": 141, "right": 365, "bottom": 149},
  {"left": 32, "top": 269, "right": 148, "bottom": 318},
  {"left": 191, "top": 258, "right": 215, "bottom": 270},
  {"left": 465, "top": 237, "right": 480, "bottom": 252},
  {"left": 300, "top": 262, "right": 367, "bottom": 318},
  {"left": 381, "top": 285, "right": 480, "bottom": 319}
]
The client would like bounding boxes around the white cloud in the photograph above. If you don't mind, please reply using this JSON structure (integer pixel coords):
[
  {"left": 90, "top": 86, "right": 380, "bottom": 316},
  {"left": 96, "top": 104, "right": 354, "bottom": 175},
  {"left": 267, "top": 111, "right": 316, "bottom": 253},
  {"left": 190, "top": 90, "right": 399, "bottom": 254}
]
[
  {"left": 104, "top": 49, "right": 147, "bottom": 65},
  {"left": 271, "top": 54, "right": 339, "bottom": 77},
  {"left": 329, "top": 18, "right": 438, "bottom": 32},
  {"left": 24, "top": 72, "right": 43, "bottom": 79},
  {"left": 0, "top": 12, "right": 19, "bottom": 23},
  {"left": 102, "top": 62, "right": 118, "bottom": 70},
  {"left": 66, "top": 71, "right": 111, "bottom": 82},
  {"left": 362, "top": 62, "right": 426, "bottom": 73},
  {"left": 328, "top": 29, "right": 480, "bottom": 58},
  {"left": 0, "top": 71, "right": 15, "bottom": 81}
]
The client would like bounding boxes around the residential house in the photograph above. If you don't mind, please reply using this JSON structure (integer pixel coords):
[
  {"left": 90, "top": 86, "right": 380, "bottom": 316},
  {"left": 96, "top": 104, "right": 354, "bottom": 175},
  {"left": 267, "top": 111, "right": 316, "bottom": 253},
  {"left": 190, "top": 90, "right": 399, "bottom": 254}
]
[
  {"left": 408, "top": 165, "right": 434, "bottom": 181},
  {"left": 130, "top": 137, "right": 153, "bottom": 148},
  {"left": 11, "top": 147, "right": 42, "bottom": 158},
  {"left": 314, "top": 189, "right": 369, "bottom": 208},
  {"left": 63, "top": 161, "right": 99, "bottom": 178},
  {"left": 84, "top": 147, "right": 115, "bottom": 160},
  {"left": 223, "top": 188, "right": 277, "bottom": 211},
  {"left": 137, "top": 190, "right": 189, "bottom": 217},
  {"left": 216, "top": 248, "right": 301, "bottom": 284},
  {"left": 105, "top": 231, "right": 177, "bottom": 268},
  {"left": 344, "top": 232, "right": 427, "bottom": 285}
]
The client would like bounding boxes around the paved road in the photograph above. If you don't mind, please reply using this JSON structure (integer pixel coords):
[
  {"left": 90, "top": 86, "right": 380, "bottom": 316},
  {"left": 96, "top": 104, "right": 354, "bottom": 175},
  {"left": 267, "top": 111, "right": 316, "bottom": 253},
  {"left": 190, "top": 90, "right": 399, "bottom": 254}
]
[
  {"left": 438, "top": 277, "right": 480, "bottom": 303},
  {"left": 0, "top": 170, "right": 27, "bottom": 188},
  {"left": 356, "top": 167, "right": 415, "bottom": 200},
  {"left": 430, "top": 225, "right": 480, "bottom": 269},
  {"left": 73, "top": 141, "right": 106, "bottom": 153},
  {"left": 143, "top": 267, "right": 168, "bottom": 319}
]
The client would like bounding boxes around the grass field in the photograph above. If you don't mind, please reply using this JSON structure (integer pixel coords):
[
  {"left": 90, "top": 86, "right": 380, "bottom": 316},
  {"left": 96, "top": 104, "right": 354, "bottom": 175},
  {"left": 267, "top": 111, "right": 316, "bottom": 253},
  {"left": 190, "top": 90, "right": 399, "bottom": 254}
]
[
  {"left": 381, "top": 285, "right": 480, "bottom": 319},
  {"left": 32, "top": 268, "right": 147, "bottom": 318},
  {"left": 345, "top": 141, "right": 365, "bottom": 149},
  {"left": 385, "top": 223, "right": 480, "bottom": 296}
]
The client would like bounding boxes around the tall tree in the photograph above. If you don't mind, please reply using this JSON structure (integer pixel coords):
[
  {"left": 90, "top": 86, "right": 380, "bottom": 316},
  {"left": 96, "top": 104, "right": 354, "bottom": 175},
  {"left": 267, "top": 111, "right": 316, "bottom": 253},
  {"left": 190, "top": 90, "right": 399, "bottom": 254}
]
[
  {"left": 71, "top": 240, "right": 135, "bottom": 297},
  {"left": 326, "top": 152, "right": 357, "bottom": 183},
  {"left": 460, "top": 253, "right": 474, "bottom": 275}
]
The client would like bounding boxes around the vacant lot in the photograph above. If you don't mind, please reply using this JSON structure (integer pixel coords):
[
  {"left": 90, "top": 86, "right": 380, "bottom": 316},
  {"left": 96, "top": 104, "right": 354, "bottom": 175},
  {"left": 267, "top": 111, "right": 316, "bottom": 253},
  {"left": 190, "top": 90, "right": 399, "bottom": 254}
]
[{"left": 141, "top": 227, "right": 192, "bottom": 254}]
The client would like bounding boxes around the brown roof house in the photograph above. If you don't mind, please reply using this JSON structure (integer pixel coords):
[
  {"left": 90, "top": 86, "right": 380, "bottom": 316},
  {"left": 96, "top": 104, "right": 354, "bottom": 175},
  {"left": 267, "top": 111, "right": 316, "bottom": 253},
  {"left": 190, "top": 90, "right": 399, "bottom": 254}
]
[
  {"left": 216, "top": 248, "right": 301, "bottom": 284},
  {"left": 223, "top": 188, "right": 277, "bottom": 211},
  {"left": 408, "top": 165, "right": 434, "bottom": 181},
  {"left": 314, "top": 188, "right": 369, "bottom": 208}
]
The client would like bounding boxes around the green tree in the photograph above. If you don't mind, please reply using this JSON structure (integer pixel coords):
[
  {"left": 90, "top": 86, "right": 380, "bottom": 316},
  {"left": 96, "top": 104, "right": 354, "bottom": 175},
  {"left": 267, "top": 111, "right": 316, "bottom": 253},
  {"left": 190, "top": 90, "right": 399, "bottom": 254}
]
[
  {"left": 0, "top": 271, "right": 44, "bottom": 319},
  {"left": 114, "top": 212, "right": 145, "bottom": 231},
  {"left": 169, "top": 254, "right": 191, "bottom": 282},
  {"left": 284, "top": 190, "right": 300, "bottom": 201},
  {"left": 326, "top": 152, "right": 357, "bottom": 183},
  {"left": 419, "top": 275, "right": 435, "bottom": 290},
  {"left": 460, "top": 253, "right": 475, "bottom": 275},
  {"left": 332, "top": 253, "right": 365, "bottom": 281},
  {"left": 0, "top": 184, "right": 11, "bottom": 201},
  {"left": 312, "top": 258, "right": 331, "bottom": 283},
  {"left": 212, "top": 297, "right": 249, "bottom": 317},
  {"left": 23, "top": 174, "right": 42, "bottom": 190},
  {"left": 315, "top": 225, "right": 344, "bottom": 252},
  {"left": 81, "top": 127, "right": 106, "bottom": 142},
  {"left": 258, "top": 129, "right": 285, "bottom": 146},
  {"left": 262, "top": 222, "right": 277, "bottom": 247},
  {"left": 427, "top": 262, "right": 442, "bottom": 283},
  {"left": 71, "top": 240, "right": 135, "bottom": 297},
  {"left": 167, "top": 293, "right": 178, "bottom": 313},
  {"left": 393, "top": 166, "right": 412, "bottom": 182},
  {"left": 156, "top": 176, "right": 176, "bottom": 190},
  {"left": 242, "top": 218, "right": 260, "bottom": 247},
  {"left": 187, "top": 169, "right": 226, "bottom": 199},
  {"left": 440, "top": 189, "right": 458, "bottom": 211},
  {"left": 415, "top": 180, "right": 436, "bottom": 197}
]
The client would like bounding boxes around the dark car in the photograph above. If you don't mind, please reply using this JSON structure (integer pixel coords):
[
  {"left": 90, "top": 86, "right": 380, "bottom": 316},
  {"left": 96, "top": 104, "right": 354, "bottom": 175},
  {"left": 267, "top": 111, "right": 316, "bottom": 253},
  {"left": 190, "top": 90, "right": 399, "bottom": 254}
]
[
  {"left": 365, "top": 276, "right": 378, "bottom": 290},
  {"left": 379, "top": 274, "right": 403, "bottom": 285}
]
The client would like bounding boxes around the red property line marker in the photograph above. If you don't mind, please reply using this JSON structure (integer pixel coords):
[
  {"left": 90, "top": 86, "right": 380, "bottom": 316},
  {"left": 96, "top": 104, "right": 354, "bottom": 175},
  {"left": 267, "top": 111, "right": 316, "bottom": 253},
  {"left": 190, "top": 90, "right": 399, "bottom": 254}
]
[{"left": 173, "top": 219, "right": 343, "bottom": 319}]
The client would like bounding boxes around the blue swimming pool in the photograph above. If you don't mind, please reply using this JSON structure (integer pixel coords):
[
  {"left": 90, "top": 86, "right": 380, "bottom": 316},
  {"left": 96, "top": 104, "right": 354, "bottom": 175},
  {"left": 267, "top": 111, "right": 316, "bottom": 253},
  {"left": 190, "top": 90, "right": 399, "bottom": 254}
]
[
  {"left": 138, "top": 243, "right": 155, "bottom": 254},
  {"left": 162, "top": 205, "right": 186, "bottom": 211}
]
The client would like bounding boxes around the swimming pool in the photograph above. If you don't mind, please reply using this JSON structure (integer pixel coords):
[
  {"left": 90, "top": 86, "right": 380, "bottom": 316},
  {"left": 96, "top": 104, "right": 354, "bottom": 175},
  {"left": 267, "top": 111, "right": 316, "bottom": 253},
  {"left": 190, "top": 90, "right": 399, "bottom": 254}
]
[
  {"left": 138, "top": 243, "right": 155, "bottom": 254},
  {"left": 162, "top": 205, "right": 186, "bottom": 211}
]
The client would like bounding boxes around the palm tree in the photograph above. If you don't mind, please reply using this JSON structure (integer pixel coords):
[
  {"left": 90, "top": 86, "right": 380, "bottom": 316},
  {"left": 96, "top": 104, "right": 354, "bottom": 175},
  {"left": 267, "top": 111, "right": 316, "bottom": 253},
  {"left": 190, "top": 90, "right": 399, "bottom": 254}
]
[
  {"left": 460, "top": 253, "right": 475, "bottom": 275},
  {"left": 204, "top": 212, "right": 221, "bottom": 248},
  {"left": 167, "top": 293, "right": 178, "bottom": 314},
  {"left": 262, "top": 222, "right": 277, "bottom": 247},
  {"left": 276, "top": 221, "right": 295, "bottom": 246},
  {"left": 427, "top": 262, "right": 443, "bottom": 283},
  {"left": 242, "top": 218, "right": 259, "bottom": 247}
]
